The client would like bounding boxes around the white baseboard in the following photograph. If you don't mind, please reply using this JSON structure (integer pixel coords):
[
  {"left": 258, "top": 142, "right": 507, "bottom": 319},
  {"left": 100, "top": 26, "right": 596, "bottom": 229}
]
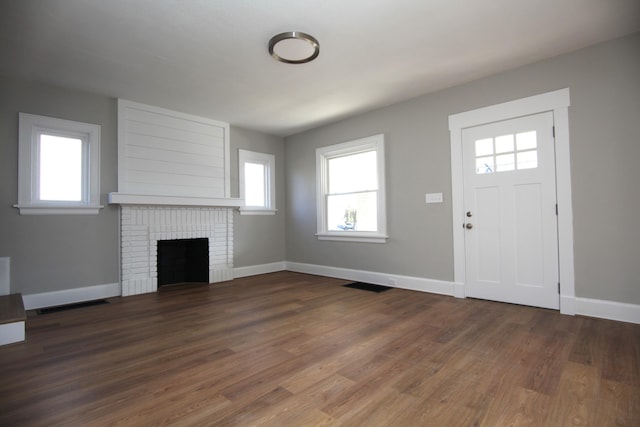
[
  {"left": 560, "top": 295, "right": 576, "bottom": 316},
  {"left": 453, "top": 282, "right": 466, "bottom": 298},
  {"left": 22, "top": 282, "right": 121, "bottom": 310},
  {"left": 574, "top": 297, "right": 640, "bottom": 324},
  {"left": 211, "top": 268, "right": 234, "bottom": 283},
  {"left": 0, "top": 321, "right": 25, "bottom": 346},
  {"left": 18, "top": 266, "right": 639, "bottom": 325},
  {"left": 285, "top": 262, "right": 456, "bottom": 296},
  {"left": 234, "top": 262, "right": 287, "bottom": 278},
  {"left": 268, "top": 262, "right": 640, "bottom": 324}
]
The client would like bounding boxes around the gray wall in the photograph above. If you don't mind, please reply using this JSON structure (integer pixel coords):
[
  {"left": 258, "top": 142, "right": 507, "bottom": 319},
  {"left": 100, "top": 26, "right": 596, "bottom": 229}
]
[
  {"left": 0, "top": 77, "right": 285, "bottom": 295},
  {"left": 230, "top": 127, "right": 286, "bottom": 267},
  {"left": 285, "top": 32, "right": 640, "bottom": 305},
  {"left": 2, "top": 32, "right": 638, "bottom": 306},
  {"left": 0, "top": 76, "right": 119, "bottom": 295}
]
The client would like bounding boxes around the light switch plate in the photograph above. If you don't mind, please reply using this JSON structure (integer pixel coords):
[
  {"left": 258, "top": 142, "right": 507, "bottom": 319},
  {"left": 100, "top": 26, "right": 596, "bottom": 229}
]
[{"left": 425, "top": 193, "right": 443, "bottom": 204}]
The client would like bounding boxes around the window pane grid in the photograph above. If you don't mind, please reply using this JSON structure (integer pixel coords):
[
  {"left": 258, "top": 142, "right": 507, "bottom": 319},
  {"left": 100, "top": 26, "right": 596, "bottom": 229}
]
[{"left": 474, "top": 130, "right": 538, "bottom": 174}]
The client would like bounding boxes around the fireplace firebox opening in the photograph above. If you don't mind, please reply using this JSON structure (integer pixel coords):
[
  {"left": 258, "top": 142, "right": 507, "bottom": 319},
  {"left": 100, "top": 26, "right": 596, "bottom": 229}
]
[{"left": 157, "top": 238, "right": 209, "bottom": 287}]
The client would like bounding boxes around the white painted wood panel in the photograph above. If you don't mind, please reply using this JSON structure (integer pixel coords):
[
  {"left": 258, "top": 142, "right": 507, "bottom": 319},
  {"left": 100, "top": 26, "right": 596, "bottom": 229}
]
[
  {"left": 515, "top": 183, "right": 544, "bottom": 287},
  {"left": 126, "top": 158, "right": 223, "bottom": 180},
  {"left": 462, "top": 111, "right": 559, "bottom": 309},
  {"left": 122, "top": 183, "right": 225, "bottom": 199},
  {"left": 125, "top": 122, "right": 225, "bottom": 151},
  {"left": 475, "top": 186, "right": 501, "bottom": 283},
  {"left": 124, "top": 107, "right": 225, "bottom": 138},
  {"left": 126, "top": 146, "right": 221, "bottom": 168},
  {"left": 124, "top": 128, "right": 225, "bottom": 156},
  {"left": 125, "top": 182, "right": 226, "bottom": 199},
  {"left": 118, "top": 99, "right": 230, "bottom": 198},
  {"left": 125, "top": 170, "right": 226, "bottom": 186}
]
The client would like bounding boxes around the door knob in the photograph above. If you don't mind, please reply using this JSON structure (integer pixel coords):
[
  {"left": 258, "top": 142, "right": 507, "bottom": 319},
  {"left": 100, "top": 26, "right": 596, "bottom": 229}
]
[{"left": 465, "top": 223, "right": 473, "bottom": 229}]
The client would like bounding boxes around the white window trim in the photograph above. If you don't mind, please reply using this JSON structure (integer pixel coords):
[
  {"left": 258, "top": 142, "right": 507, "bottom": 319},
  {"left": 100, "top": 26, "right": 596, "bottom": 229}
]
[
  {"left": 15, "top": 113, "right": 103, "bottom": 215},
  {"left": 238, "top": 149, "right": 276, "bottom": 215},
  {"left": 316, "top": 134, "right": 387, "bottom": 243}
]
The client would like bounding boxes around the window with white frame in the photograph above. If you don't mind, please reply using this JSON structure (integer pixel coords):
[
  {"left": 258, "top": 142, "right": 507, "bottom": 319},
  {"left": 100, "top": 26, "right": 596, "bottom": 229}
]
[
  {"left": 15, "top": 113, "right": 102, "bottom": 215},
  {"left": 316, "top": 134, "right": 387, "bottom": 243},
  {"left": 238, "top": 149, "right": 276, "bottom": 215}
]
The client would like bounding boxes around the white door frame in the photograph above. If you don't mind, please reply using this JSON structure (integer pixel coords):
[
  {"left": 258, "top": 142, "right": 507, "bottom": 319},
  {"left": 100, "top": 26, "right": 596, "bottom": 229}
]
[{"left": 449, "top": 88, "right": 575, "bottom": 315}]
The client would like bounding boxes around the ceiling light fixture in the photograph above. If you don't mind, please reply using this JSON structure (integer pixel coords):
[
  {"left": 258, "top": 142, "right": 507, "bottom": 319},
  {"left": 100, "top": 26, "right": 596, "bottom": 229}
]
[{"left": 268, "top": 31, "right": 319, "bottom": 64}]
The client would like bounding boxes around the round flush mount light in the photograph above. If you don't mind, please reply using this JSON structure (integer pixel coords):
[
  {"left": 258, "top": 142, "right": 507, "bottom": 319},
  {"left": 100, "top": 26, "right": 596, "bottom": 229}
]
[{"left": 268, "top": 31, "right": 319, "bottom": 64}]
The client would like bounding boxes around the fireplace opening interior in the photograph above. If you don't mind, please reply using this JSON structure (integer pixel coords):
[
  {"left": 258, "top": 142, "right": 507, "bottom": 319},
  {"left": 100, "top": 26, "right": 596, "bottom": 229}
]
[{"left": 157, "top": 238, "right": 209, "bottom": 287}]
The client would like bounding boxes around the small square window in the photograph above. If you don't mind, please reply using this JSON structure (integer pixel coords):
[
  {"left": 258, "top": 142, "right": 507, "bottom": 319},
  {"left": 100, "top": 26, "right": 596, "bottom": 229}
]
[
  {"left": 476, "top": 156, "right": 495, "bottom": 174},
  {"left": 38, "top": 134, "right": 84, "bottom": 201},
  {"left": 516, "top": 131, "right": 537, "bottom": 151},
  {"left": 517, "top": 150, "right": 538, "bottom": 170},
  {"left": 475, "top": 138, "right": 493, "bottom": 157},
  {"left": 495, "top": 134, "right": 514, "bottom": 154},
  {"left": 496, "top": 153, "right": 515, "bottom": 172},
  {"left": 15, "top": 113, "right": 102, "bottom": 215},
  {"left": 238, "top": 149, "right": 276, "bottom": 215}
]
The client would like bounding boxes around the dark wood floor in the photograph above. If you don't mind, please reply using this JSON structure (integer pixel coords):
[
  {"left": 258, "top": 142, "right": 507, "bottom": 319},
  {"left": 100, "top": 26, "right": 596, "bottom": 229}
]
[{"left": 0, "top": 271, "right": 638, "bottom": 426}]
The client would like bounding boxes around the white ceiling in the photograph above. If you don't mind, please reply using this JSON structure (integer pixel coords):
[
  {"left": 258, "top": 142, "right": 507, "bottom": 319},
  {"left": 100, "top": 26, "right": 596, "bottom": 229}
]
[{"left": 1, "top": 0, "right": 639, "bottom": 137}]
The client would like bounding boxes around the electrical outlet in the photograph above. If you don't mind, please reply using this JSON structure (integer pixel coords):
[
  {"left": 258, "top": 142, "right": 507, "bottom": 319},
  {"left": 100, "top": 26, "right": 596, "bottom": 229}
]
[{"left": 425, "top": 192, "right": 443, "bottom": 204}]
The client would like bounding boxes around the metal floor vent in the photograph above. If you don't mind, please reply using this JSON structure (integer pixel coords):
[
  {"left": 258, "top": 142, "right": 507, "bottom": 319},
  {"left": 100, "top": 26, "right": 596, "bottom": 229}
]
[
  {"left": 342, "top": 282, "right": 393, "bottom": 293},
  {"left": 36, "top": 299, "right": 109, "bottom": 315}
]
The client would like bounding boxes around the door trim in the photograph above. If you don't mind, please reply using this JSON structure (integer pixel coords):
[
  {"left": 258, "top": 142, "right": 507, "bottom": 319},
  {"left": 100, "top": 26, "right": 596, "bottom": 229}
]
[{"left": 448, "top": 89, "right": 575, "bottom": 314}]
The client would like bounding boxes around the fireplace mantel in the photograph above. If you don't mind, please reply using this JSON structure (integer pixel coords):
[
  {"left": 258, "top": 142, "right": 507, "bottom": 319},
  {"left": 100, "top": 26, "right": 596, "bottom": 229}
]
[{"left": 108, "top": 192, "right": 243, "bottom": 208}]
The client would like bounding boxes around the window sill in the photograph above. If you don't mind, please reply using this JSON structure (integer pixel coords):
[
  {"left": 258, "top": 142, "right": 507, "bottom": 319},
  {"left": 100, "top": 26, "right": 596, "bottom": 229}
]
[
  {"left": 13, "top": 204, "right": 104, "bottom": 215},
  {"left": 238, "top": 207, "right": 277, "bottom": 216},
  {"left": 316, "top": 232, "right": 388, "bottom": 243}
]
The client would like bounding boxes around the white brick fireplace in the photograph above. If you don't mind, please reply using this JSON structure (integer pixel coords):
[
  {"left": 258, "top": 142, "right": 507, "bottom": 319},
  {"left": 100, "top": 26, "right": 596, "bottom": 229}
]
[
  {"left": 119, "top": 205, "right": 234, "bottom": 296},
  {"left": 110, "top": 100, "right": 243, "bottom": 296}
]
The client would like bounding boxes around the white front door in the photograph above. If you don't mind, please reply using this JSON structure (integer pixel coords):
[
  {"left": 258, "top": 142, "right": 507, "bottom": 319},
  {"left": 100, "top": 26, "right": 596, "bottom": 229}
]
[{"left": 462, "top": 111, "right": 559, "bottom": 309}]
